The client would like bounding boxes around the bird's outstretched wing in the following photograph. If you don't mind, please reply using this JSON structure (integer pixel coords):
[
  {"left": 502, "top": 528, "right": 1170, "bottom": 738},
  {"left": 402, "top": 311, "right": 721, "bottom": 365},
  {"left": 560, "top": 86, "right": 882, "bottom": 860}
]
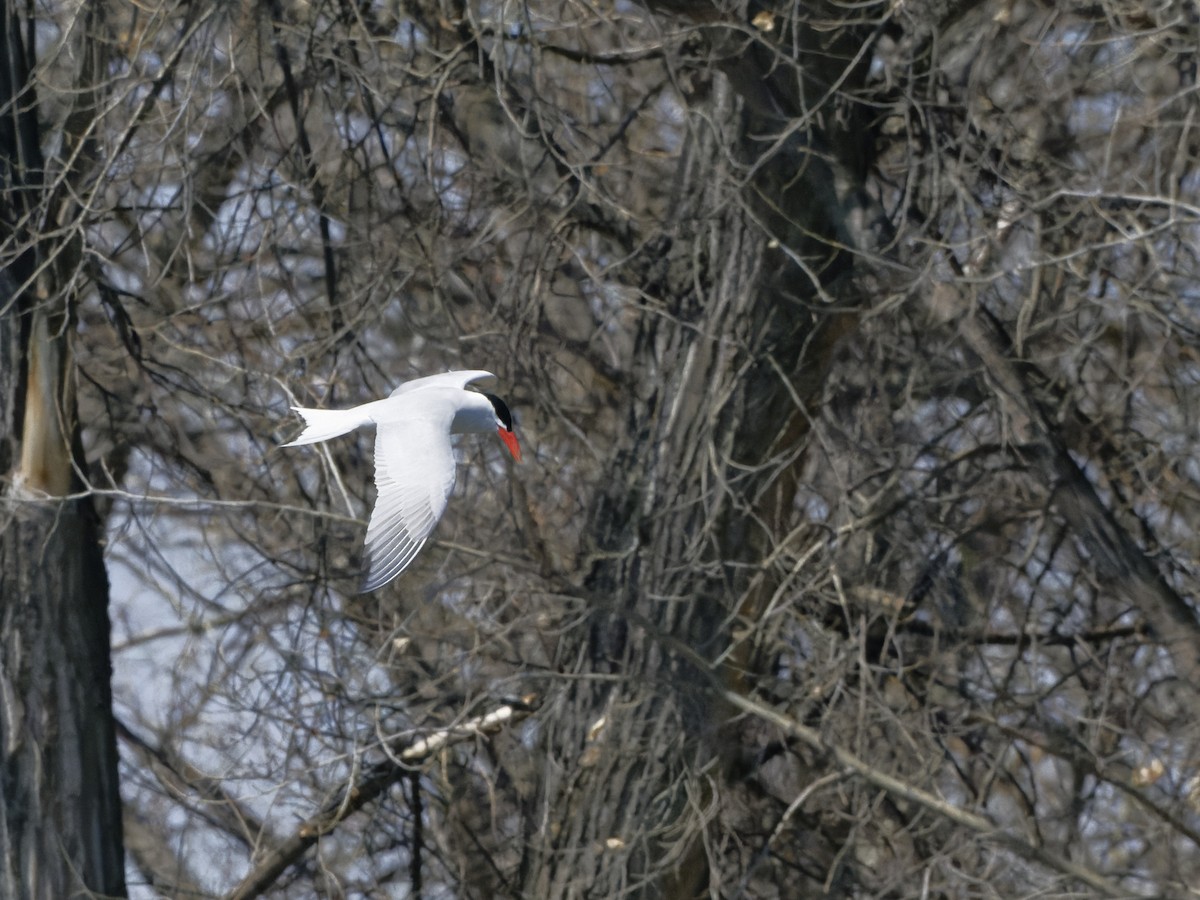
[
  {"left": 359, "top": 419, "right": 457, "bottom": 592},
  {"left": 387, "top": 370, "right": 495, "bottom": 398}
]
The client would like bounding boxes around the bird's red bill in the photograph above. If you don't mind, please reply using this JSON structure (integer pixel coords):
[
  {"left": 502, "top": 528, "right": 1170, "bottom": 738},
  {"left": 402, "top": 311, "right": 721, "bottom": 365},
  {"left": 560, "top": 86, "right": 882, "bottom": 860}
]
[{"left": 499, "top": 428, "right": 522, "bottom": 461}]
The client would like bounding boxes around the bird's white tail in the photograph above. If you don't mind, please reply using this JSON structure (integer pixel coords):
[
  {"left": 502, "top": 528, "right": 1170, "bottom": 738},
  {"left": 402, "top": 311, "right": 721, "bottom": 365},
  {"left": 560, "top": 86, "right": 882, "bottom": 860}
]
[{"left": 281, "top": 405, "right": 373, "bottom": 447}]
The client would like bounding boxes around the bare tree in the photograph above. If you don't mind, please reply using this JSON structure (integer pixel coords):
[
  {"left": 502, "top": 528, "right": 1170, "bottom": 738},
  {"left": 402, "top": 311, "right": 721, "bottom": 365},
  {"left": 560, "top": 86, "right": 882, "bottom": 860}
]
[
  {"left": 0, "top": 1, "right": 125, "bottom": 896},
  {"left": 2, "top": 0, "right": 1198, "bottom": 897}
]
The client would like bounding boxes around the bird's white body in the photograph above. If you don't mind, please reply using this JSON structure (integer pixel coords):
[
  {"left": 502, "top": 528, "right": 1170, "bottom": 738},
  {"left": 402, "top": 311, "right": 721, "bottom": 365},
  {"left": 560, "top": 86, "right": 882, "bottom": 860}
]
[{"left": 283, "top": 370, "right": 519, "bottom": 592}]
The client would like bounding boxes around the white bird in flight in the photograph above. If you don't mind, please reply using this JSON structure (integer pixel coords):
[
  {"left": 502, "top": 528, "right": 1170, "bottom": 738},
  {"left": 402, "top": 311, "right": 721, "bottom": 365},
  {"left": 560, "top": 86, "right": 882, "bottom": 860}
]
[{"left": 283, "top": 370, "right": 521, "bottom": 592}]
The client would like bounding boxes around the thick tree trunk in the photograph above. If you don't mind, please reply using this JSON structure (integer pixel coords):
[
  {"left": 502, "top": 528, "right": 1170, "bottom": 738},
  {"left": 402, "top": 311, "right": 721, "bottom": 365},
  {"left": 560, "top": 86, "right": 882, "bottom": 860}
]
[
  {"left": 0, "top": 487, "right": 125, "bottom": 898},
  {"left": 0, "top": 0, "right": 126, "bottom": 895}
]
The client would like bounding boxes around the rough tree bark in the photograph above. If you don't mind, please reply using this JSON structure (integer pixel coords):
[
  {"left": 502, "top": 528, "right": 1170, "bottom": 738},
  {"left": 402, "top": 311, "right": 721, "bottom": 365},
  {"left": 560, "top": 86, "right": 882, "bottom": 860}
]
[{"left": 0, "top": 1, "right": 126, "bottom": 896}]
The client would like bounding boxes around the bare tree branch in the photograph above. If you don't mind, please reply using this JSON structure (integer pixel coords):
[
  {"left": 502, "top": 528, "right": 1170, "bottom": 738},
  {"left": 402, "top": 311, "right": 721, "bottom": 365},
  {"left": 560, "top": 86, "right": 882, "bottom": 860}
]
[
  {"left": 722, "top": 690, "right": 1130, "bottom": 898},
  {"left": 225, "top": 697, "right": 539, "bottom": 900}
]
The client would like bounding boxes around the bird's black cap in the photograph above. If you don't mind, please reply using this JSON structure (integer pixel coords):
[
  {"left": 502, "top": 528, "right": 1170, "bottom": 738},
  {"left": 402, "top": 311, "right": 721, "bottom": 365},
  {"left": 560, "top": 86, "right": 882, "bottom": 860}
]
[{"left": 483, "top": 393, "right": 514, "bottom": 431}]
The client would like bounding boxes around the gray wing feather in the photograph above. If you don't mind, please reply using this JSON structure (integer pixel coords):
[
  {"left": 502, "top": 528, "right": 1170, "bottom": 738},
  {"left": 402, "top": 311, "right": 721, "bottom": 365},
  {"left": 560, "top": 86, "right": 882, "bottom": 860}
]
[{"left": 388, "top": 370, "right": 495, "bottom": 399}]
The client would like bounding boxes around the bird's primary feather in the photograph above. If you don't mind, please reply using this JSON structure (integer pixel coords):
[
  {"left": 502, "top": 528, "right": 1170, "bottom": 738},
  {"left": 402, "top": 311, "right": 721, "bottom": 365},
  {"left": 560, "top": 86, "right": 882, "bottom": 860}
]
[{"left": 360, "top": 418, "right": 457, "bottom": 592}]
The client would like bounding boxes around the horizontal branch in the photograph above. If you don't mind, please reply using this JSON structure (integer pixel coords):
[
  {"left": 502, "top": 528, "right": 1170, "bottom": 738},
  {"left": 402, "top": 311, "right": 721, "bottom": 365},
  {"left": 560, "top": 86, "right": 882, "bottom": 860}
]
[
  {"left": 903, "top": 619, "right": 1146, "bottom": 648},
  {"left": 538, "top": 41, "right": 668, "bottom": 65}
]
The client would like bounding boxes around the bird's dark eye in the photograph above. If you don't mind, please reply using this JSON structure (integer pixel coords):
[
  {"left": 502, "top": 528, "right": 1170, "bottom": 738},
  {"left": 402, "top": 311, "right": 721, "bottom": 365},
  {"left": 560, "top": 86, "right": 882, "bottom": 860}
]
[{"left": 483, "top": 392, "right": 513, "bottom": 430}]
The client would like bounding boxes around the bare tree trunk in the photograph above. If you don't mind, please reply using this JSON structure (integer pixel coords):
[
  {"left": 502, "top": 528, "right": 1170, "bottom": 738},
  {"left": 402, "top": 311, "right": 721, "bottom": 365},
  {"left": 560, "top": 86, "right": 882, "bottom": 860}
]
[
  {"left": 521, "top": 6, "right": 885, "bottom": 879},
  {"left": 0, "top": 481, "right": 125, "bottom": 898},
  {"left": 0, "top": 0, "right": 126, "bottom": 894}
]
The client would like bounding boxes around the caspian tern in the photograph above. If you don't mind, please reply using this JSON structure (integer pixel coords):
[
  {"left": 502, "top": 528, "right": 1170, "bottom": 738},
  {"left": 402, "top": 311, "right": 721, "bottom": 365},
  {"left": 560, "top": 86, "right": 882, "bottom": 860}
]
[{"left": 283, "top": 370, "right": 520, "bottom": 592}]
